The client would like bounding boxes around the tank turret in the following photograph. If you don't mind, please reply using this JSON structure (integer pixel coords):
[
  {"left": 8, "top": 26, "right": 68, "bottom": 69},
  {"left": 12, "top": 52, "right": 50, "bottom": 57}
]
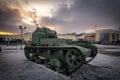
[{"left": 32, "top": 27, "right": 57, "bottom": 46}]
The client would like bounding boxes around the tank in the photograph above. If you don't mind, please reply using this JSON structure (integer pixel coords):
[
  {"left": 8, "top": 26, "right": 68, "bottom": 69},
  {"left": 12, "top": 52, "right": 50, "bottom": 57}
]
[{"left": 24, "top": 27, "right": 97, "bottom": 75}]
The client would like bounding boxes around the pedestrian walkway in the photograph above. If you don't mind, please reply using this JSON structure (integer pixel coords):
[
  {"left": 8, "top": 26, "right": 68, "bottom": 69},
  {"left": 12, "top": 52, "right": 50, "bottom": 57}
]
[{"left": 94, "top": 44, "right": 120, "bottom": 56}]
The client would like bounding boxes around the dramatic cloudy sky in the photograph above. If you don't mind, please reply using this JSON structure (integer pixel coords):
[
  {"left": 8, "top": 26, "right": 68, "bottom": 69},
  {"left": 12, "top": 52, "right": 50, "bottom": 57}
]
[{"left": 0, "top": 0, "right": 120, "bottom": 34}]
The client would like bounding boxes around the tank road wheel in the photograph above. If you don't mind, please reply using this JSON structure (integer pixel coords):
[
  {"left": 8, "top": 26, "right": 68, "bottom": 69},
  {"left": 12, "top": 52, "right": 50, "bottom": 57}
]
[
  {"left": 66, "top": 49, "right": 83, "bottom": 67},
  {"left": 44, "top": 59, "right": 52, "bottom": 68},
  {"left": 53, "top": 66, "right": 68, "bottom": 75}
]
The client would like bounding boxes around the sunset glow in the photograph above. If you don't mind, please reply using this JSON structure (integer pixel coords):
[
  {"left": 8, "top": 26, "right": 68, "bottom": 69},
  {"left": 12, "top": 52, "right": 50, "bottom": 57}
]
[
  {"left": 46, "top": 26, "right": 56, "bottom": 30},
  {"left": 22, "top": 17, "right": 33, "bottom": 25},
  {"left": 32, "top": 6, "right": 54, "bottom": 18},
  {"left": 18, "top": 5, "right": 53, "bottom": 25},
  {"left": 0, "top": 32, "right": 14, "bottom": 35}
]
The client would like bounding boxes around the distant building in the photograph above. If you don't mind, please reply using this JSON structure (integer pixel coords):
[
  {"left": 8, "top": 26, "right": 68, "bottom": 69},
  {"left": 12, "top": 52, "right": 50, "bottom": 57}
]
[
  {"left": 57, "top": 33, "right": 76, "bottom": 41},
  {"left": 0, "top": 33, "right": 32, "bottom": 42},
  {"left": 58, "top": 33, "right": 96, "bottom": 42},
  {"left": 75, "top": 33, "right": 86, "bottom": 41},
  {"left": 85, "top": 33, "right": 95, "bottom": 42},
  {"left": 95, "top": 29, "right": 119, "bottom": 44}
]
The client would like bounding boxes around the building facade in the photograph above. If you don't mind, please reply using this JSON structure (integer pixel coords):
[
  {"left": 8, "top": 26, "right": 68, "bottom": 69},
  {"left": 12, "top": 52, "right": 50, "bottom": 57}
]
[
  {"left": 95, "top": 29, "right": 119, "bottom": 44},
  {"left": 75, "top": 33, "right": 86, "bottom": 41},
  {"left": 0, "top": 33, "right": 32, "bottom": 44},
  {"left": 85, "top": 33, "right": 95, "bottom": 42}
]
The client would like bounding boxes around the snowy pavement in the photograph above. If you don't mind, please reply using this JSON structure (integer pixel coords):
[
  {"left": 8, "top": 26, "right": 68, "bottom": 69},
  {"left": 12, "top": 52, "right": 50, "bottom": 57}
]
[
  {"left": 0, "top": 50, "right": 69, "bottom": 80},
  {"left": 71, "top": 53, "right": 120, "bottom": 80},
  {"left": 0, "top": 45, "right": 120, "bottom": 80},
  {"left": 94, "top": 44, "right": 120, "bottom": 56},
  {"left": 94, "top": 44, "right": 120, "bottom": 49}
]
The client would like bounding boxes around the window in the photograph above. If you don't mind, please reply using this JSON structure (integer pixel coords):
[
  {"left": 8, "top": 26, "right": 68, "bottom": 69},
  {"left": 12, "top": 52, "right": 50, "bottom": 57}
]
[
  {"left": 116, "top": 34, "right": 119, "bottom": 40},
  {"left": 112, "top": 33, "right": 115, "bottom": 40}
]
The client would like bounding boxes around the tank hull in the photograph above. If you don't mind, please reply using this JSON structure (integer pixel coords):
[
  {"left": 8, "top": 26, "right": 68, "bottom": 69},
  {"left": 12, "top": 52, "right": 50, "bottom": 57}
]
[{"left": 24, "top": 27, "right": 97, "bottom": 75}]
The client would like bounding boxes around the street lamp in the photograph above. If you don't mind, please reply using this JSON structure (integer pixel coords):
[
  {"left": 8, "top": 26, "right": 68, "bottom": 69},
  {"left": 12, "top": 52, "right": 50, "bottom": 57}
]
[
  {"left": 118, "top": 25, "right": 120, "bottom": 41},
  {"left": 19, "top": 25, "right": 26, "bottom": 50},
  {"left": 95, "top": 25, "right": 97, "bottom": 32}
]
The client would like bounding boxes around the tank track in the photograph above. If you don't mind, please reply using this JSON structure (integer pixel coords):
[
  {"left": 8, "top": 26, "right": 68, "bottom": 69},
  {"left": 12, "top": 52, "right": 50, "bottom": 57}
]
[{"left": 24, "top": 46, "right": 96, "bottom": 75}]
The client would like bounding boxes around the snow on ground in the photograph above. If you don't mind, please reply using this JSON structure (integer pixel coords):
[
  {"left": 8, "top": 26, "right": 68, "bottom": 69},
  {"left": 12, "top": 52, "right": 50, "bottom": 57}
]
[
  {"left": 102, "top": 49, "right": 120, "bottom": 52},
  {"left": 93, "top": 44, "right": 120, "bottom": 56},
  {"left": 1, "top": 45, "right": 24, "bottom": 50},
  {"left": 0, "top": 50, "right": 70, "bottom": 80},
  {"left": 94, "top": 44, "right": 120, "bottom": 49},
  {"left": 0, "top": 45, "right": 120, "bottom": 80},
  {"left": 90, "top": 54, "right": 120, "bottom": 71},
  {"left": 70, "top": 53, "right": 120, "bottom": 80}
]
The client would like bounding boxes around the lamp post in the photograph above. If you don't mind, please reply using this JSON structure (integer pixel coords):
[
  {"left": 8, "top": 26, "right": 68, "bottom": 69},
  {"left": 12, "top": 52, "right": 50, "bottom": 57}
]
[
  {"left": 19, "top": 25, "right": 26, "bottom": 50},
  {"left": 94, "top": 25, "right": 98, "bottom": 43},
  {"left": 95, "top": 25, "right": 97, "bottom": 32},
  {"left": 119, "top": 25, "right": 120, "bottom": 41}
]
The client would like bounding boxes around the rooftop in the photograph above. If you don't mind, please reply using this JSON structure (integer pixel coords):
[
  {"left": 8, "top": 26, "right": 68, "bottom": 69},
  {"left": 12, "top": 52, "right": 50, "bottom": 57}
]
[{"left": 97, "top": 29, "right": 119, "bottom": 33}]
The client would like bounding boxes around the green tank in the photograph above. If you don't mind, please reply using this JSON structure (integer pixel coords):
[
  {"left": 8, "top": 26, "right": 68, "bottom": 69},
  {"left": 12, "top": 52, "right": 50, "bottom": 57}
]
[{"left": 24, "top": 27, "right": 97, "bottom": 75}]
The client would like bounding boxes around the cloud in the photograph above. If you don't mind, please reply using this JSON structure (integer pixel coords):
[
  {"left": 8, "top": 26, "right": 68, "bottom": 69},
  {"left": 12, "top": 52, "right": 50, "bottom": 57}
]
[
  {"left": 0, "top": 0, "right": 74, "bottom": 33},
  {"left": 75, "top": 0, "right": 120, "bottom": 24},
  {"left": 0, "top": 6, "right": 22, "bottom": 33},
  {"left": 0, "top": 0, "right": 120, "bottom": 34},
  {"left": 41, "top": 0, "right": 120, "bottom": 33}
]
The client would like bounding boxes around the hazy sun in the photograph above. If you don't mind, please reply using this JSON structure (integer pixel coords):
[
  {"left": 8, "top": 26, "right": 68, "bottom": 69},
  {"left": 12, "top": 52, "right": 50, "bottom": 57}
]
[
  {"left": 17, "top": 3, "right": 56, "bottom": 26},
  {"left": 20, "top": 6, "right": 53, "bottom": 25},
  {"left": 22, "top": 17, "right": 32, "bottom": 24},
  {"left": 33, "top": 7, "right": 53, "bottom": 18}
]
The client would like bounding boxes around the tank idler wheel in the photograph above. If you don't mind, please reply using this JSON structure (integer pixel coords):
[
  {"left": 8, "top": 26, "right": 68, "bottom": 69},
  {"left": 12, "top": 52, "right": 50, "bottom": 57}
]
[
  {"left": 66, "top": 49, "right": 83, "bottom": 67},
  {"left": 53, "top": 66, "right": 68, "bottom": 75},
  {"left": 25, "top": 52, "right": 35, "bottom": 62}
]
